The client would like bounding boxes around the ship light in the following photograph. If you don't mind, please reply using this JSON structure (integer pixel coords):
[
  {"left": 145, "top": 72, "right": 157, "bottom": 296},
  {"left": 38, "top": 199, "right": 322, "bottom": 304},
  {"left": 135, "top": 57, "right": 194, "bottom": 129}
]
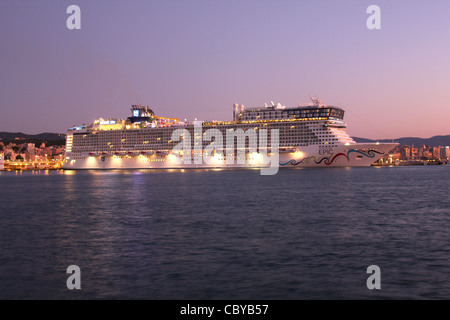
[
  {"left": 376, "top": 142, "right": 380, "bottom": 145},
  {"left": 87, "top": 156, "right": 96, "bottom": 165},
  {"left": 167, "top": 154, "right": 181, "bottom": 164},
  {"left": 204, "top": 152, "right": 220, "bottom": 165},
  {"left": 294, "top": 150, "right": 304, "bottom": 158},
  {"left": 248, "top": 152, "right": 264, "bottom": 165},
  {"left": 345, "top": 142, "right": 350, "bottom": 146}
]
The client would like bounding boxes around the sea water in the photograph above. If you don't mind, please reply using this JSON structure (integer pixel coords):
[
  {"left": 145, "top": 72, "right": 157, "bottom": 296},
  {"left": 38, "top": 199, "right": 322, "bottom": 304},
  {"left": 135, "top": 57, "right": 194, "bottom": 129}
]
[{"left": 0, "top": 166, "right": 449, "bottom": 299}]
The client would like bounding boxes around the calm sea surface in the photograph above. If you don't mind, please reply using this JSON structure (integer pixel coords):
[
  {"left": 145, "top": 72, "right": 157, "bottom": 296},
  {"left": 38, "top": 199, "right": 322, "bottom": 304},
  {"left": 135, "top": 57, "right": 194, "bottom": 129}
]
[{"left": 0, "top": 166, "right": 449, "bottom": 299}]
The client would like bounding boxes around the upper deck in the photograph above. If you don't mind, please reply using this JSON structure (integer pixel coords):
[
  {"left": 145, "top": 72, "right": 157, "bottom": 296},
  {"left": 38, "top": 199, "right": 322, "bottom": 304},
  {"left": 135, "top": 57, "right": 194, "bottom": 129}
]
[
  {"left": 67, "top": 98, "right": 345, "bottom": 134},
  {"left": 233, "top": 98, "right": 344, "bottom": 122}
]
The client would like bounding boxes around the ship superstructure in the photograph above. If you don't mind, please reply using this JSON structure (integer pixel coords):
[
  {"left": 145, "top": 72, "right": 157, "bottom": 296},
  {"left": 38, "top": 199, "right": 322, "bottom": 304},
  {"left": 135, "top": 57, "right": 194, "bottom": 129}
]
[{"left": 63, "top": 98, "right": 397, "bottom": 169}]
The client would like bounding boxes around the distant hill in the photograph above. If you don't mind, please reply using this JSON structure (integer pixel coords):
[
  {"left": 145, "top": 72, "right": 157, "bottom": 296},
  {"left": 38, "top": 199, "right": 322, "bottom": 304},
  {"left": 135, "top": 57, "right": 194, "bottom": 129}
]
[
  {"left": 0, "top": 132, "right": 65, "bottom": 140},
  {"left": 0, "top": 132, "right": 66, "bottom": 146},
  {"left": 352, "top": 135, "right": 450, "bottom": 147}
]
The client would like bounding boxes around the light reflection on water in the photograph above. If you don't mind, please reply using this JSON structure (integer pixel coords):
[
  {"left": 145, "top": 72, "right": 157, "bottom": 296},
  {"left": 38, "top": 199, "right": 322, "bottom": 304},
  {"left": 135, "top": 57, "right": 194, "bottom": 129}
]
[{"left": 0, "top": 166, "right": 449, "bottom": 299}]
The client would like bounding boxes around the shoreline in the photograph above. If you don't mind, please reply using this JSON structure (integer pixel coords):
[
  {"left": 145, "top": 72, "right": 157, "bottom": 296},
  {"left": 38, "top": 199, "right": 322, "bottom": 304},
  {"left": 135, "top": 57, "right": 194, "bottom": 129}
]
[
  {"left": 2, "top": 160, "right": 64, "bottom": 171},
  {"left": 373, "top": 160, "right": 447, "bottom": 166},
  {"left": 1, "top": 161, "right": 447, "bottom": 171}
]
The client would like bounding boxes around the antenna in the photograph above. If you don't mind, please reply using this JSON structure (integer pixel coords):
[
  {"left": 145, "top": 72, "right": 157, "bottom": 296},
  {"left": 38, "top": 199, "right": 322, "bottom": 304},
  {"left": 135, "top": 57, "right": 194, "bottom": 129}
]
[{"left": 309, "top": 94, "right": 324, "bottom": 107}]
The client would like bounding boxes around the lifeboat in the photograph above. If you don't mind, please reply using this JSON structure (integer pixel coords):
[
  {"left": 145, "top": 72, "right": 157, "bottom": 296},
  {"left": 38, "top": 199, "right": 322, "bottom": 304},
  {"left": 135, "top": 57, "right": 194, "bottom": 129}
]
[
  {"left": 155, "top": 150, "right": 170, "bottom": 156},
  {"left": 279, "top": 147, "right": 297, "bottom": 153}
]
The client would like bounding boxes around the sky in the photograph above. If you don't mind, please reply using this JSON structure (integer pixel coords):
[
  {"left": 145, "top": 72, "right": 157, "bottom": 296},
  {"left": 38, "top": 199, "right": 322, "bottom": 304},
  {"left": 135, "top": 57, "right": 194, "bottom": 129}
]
[{"left": 1, "top": 0, "right": 450, "bottom": 139}]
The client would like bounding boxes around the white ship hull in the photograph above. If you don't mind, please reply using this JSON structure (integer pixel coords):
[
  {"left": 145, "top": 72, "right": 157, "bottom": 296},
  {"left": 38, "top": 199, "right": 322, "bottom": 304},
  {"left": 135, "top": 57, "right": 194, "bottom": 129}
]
[
  {"left": 62, "top": 143, "right": 396, "bottom": 170},
  {"left": 62, "top": 100, "right": 399, "bottom": 171}
]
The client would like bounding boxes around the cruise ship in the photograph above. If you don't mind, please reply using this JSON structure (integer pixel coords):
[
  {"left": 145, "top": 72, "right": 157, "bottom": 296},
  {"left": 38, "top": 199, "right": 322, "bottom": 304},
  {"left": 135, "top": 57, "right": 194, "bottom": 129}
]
[{"left": 62, "top": 97, "right": 397, "bottom": 170}]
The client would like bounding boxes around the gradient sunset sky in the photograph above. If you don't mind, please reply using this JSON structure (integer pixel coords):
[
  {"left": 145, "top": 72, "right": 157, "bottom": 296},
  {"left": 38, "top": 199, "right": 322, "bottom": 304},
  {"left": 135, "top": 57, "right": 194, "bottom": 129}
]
[{"left": 1, "top": 1, "right": 450, "bottom": 139}]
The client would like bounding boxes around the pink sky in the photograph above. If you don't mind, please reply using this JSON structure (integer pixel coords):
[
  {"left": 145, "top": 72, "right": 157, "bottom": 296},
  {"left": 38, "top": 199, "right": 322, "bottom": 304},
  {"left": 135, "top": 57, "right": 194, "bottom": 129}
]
[{"left": 1, "top": 1, "right": 450, "bottom": 139}]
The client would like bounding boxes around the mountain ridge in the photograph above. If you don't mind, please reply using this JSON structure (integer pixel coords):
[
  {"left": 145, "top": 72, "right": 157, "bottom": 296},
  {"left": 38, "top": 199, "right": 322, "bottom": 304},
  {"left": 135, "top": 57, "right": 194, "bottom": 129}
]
[
  {"left": 352, "top": 135, "right": 450, "bottom": 147},
  {"left": 0, "top": 132, "right": 66, "bottom": 147},
  {"left": 0, "top": 132, "right": 65, "bottom": 141}
]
